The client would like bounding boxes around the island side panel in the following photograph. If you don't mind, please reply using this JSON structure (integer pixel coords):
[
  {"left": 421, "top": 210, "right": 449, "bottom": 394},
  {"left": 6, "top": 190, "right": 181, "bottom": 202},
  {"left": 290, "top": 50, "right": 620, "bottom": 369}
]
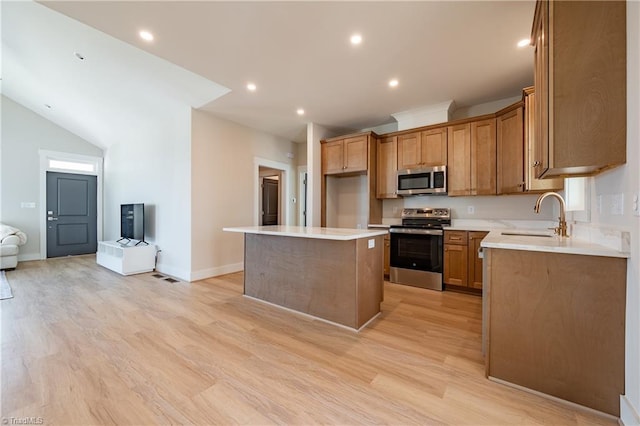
[
  {"left": 355, "top": 235, "right": 384, "bottom": 328},
  {"left": 487, "top": 248, "right": 626, "bottom": 416},
  {"left": 244, "top": 233, "right": 357, "bottom": 328}
]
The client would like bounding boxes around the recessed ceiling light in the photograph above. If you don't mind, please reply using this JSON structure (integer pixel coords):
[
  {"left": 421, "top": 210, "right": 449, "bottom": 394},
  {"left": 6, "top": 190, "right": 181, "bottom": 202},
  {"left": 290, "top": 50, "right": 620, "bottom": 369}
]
[
  {"left": 389, "top": 79, "right": 399, "bottom": 88},
  {"left": 297, "top": 108, "right": 305, "bottom": 116},
  {"left": 139, "top": 30, "right": 154, "bottom": 42},
  {"left": 247, "top": 82, "right": 257, "bottom": 92},
  {"left": 74, "top": 52, "right": 85, "bottom": 61},
  {"left": 350, "top": 34, "right": 362, "bottom": 45},
  {"left": 44, "top": 104, "right": 52, "bottom": 109},
  {"left": 517, "top": 38, "right": 531, "bottom": 48}
]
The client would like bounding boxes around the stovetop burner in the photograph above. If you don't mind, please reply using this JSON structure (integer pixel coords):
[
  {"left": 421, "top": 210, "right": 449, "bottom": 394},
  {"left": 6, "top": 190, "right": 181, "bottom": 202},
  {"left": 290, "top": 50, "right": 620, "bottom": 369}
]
[{"left": 392, "top": 207, "right": 451, "bottom": 229}]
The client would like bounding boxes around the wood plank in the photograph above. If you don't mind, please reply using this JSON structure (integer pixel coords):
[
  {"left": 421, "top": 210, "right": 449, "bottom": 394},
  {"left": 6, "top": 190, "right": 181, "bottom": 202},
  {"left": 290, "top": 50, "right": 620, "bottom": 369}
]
[{"left": 0, "top": 255, "right": 618, "bottom": 425}]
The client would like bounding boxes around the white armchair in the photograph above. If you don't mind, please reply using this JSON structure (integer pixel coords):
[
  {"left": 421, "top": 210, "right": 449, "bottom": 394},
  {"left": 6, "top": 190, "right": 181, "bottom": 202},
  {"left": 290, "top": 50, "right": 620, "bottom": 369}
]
[{"left": 1, "top": 224, "right": 27, "bottom": 270}]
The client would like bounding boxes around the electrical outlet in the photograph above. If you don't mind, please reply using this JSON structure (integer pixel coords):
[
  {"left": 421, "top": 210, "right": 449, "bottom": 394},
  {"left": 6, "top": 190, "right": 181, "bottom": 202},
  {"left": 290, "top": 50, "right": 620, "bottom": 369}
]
[
  {"left": 467, "top": 206, "right": 475, "bottom": 215},
  {"left": 611, "top": 193, "right": 624, "bottom": 216}
]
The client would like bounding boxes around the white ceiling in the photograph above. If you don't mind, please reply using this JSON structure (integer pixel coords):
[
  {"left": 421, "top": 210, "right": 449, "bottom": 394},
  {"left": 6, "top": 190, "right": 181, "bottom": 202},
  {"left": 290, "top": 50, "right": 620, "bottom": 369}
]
[{"left": 2, "top": 1, "right": 536, "bottom": 146}]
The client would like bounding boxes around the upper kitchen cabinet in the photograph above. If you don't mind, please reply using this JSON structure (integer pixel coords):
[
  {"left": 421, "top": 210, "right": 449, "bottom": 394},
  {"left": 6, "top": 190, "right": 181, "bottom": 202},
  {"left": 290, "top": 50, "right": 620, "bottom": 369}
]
[
  {"left": 448, "top": 117, "right": 496, "bottom": 196},
  {"left": 532, "top": 0, "right": 626, "bottom": 178},
  {"left": 322, "top": 135, "right": 368, "bottom": 175},
  {"left": 321, "top": 132, "right": 382, "bottom": 227},
  {"left": 397, "top": 128, "right": 448, "bottom": 170},
  {"left": 376, "top": 136, "right": 398, "bottom": 199},
  {"left": 496, "top": 103, "right": 525, "bottom": 194},
  {"left": 523, "top": 87, "right": 563, "bottom": 192}
]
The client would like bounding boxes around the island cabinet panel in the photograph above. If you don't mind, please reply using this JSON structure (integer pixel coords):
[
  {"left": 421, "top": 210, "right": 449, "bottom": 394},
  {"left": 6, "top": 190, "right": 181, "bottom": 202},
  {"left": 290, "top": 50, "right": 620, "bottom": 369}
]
[
  {"left": 467, "top": 232, "right": 487, "bottom": 289},
  {"left": 376, "top": 136, "right": 398, "bottom": 199},
  {"left": 532, "top": 0, "right": 626, "bottom": 177},
  {"left": 485, "top": 248, "right": 626, "bottom": 416},
  {"left": 244, "top": 233, "right": 383, "bottom": 330}
]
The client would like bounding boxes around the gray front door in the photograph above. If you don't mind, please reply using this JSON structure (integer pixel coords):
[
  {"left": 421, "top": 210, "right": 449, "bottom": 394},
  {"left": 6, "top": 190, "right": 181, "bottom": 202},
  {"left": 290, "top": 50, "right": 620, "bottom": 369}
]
[{"left": 46, "top": 171, "right": 97, "bottom": 258}]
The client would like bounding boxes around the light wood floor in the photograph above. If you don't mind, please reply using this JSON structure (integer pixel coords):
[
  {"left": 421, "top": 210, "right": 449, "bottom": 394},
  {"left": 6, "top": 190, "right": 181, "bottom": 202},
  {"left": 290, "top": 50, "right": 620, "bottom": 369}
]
[{"left": 1, "top": 256, "right": 616, "bottom": 425}]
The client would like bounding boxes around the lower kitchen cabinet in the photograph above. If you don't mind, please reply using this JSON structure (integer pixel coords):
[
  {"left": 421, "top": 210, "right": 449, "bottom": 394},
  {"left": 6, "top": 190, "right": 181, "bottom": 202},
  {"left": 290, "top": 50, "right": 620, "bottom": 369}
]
[
  {"left": 383, "top": 234, "right": 390, "bottom": 277},
  {"left": 444, "top": 230, "right": 488, "bottom": 292}
]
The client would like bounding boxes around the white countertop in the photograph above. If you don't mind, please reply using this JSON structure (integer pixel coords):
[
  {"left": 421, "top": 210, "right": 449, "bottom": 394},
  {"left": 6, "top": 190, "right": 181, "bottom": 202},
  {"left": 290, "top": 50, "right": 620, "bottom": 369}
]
[
  {"left": 481, "top": 229, "right": 629, "bottom": 258},
  {"left": 223, "top": 226, "right": 389, "bottom": 241}
]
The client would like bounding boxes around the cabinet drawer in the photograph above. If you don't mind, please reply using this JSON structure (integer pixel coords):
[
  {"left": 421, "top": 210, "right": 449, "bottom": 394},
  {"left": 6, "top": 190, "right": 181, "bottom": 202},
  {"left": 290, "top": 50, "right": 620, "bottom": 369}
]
[{"left": 444, "top": 231, "right": 468, "bottom": 245}]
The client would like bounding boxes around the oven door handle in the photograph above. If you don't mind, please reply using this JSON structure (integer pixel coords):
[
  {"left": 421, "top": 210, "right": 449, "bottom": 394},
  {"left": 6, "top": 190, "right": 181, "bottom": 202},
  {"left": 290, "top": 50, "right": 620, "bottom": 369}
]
[{"left": 389, "top": 228, "right": 443, "bottom": 236}]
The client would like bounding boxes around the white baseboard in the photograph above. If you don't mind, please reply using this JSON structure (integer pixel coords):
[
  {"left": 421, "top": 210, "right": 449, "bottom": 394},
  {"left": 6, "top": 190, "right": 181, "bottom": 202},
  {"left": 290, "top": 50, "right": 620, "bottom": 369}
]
[
  {"left": 155, "top": 263, "right": 191, "bottom": 283},
  {"left": 620, "top": 395, "right": 640, "bottom": 426},
  {"left": 17, "top": 252, "right": 41, "bottom": 262},
  {"left": 189, "top": 262, "right": 244, "bottom": 282}
]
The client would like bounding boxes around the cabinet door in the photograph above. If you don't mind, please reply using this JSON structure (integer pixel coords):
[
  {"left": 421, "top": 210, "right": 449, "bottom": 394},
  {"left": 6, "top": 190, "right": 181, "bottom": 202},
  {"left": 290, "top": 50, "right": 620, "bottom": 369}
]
[
  {"left": 447, "top": 124, "right": 471, "bottom": 196},
  {"left": 471, "top": 118, "right": 497, "bottom": 195},
  {"left": 533, "top": 0, "right": 549, "bottom": 178},
  {"left": 343, "top": 136, "right": 368, "bottom": 173},
  {"left": 524, "top": 90, "right": 563, "bottom": 192},
  {"left": 376, "top": 136, "right": 398, "bottom": 199},
  {"left": 397, "top": 132, "right": 422, "bottom": 169},
  {"left": 322, "top": 140, "right": 345, "bottom": 175},
  {"left": 444, "top": 244, "right": 468, "bottom": 287},
  {"left": 421, "top": 128, "right": 448, "bottom": 166},
  {"left": 468, "top": 232, "right": 487, "bottom": 290},
  {"left": 383, "top": 236, "right": 390, "bottom": 277},
  {"left": 497, "top": 107, "right": 525, "bottom": 194}
]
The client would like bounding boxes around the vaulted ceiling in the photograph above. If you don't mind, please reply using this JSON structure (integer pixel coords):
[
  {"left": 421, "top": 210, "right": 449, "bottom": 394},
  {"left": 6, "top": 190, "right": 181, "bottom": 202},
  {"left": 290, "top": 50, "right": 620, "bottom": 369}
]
[{"left": 2, "top": 1, "right": 536, "bottom": 146}]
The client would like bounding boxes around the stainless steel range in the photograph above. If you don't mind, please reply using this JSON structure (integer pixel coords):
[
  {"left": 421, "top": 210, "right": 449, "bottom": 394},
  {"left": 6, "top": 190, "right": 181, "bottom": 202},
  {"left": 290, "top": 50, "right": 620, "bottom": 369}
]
[{"left": 389, "top": 208, "right": 451, "bottom": 291}]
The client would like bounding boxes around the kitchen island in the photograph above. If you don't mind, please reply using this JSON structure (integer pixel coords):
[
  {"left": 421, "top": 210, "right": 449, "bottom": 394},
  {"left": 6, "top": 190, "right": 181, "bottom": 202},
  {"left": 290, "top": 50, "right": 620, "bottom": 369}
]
[{"left": 223, "top": 226, "right": 387, "bottom": 330}]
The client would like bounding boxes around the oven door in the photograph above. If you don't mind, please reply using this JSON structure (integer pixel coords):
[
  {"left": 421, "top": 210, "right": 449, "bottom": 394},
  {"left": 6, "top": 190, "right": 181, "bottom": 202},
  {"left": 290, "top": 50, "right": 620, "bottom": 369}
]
[
  {"left": 389, "top": 228, "right": 444, "bottom": 290},
  {"left": 390, "top": 228, "right": 443, "bottom": 271}
]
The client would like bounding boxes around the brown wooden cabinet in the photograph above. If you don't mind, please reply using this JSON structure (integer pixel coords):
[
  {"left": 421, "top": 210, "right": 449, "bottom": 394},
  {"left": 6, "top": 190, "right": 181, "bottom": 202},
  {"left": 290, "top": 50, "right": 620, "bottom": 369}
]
[
  {"left": 523, "top": 87, "right": 563, "bottom": 192},
  {"left": 322, "top": 135, "right": 368, "bottom": 175},
  {"left": 383, "top": 234, "right": 390, "bottom": 277},
  {"left": 532, "top": 0, "right": 626, "bottom": 178},
  {"left": 321, "top": 132, "right": 382, "bottom": 228},
  {"left": 448, "top": 118, "right": 496, "bottom": 196},
  {"left": 497, "top": 103, "right": 525, "bottom": 194},
  {"left": 444, "top": 230, "right": 488, "bottom": 291},
  {"left": 397, "top": 128, "right": 447, "bottom": 170},
  {"left": 376, "top": 136, "right": 398, "bottom": 199}
]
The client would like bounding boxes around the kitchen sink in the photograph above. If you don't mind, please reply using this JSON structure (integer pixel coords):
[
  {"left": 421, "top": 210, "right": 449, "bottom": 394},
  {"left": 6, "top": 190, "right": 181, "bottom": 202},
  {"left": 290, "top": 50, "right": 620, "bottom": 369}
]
[{"left": 501, "top": 231, "right": 554, "bottom": 238}]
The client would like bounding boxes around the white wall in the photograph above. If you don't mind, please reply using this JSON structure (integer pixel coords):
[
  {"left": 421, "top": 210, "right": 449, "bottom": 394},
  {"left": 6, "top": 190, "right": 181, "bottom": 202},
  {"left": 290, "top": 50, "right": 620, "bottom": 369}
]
[
  {"left": 451, "top": 95, "right": 523, "bottom": 120},
  {"left": 307, "top": 123, "right": 335, "bottom": 227},
  {"left": 103, "top": 103, "right": 192, "bottom": 281},
  {"left": 0, "top": 96, "right": 103, "bottom": 259},
  {"left": 619, "top": 2, "right": 640, "bottom": 423},
  {"left": 190, "top": 110, "right": 297, "bottom": 280},
  {"left": 383, "top": 194, "right": 554, "bottom": 222}
]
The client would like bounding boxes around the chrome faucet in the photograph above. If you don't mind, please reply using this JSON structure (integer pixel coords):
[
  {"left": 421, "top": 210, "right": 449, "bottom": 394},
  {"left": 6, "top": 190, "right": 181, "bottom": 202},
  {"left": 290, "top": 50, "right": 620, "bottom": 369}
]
[{"left": 534, "top": 192, "right": 569, "bottom": 237}]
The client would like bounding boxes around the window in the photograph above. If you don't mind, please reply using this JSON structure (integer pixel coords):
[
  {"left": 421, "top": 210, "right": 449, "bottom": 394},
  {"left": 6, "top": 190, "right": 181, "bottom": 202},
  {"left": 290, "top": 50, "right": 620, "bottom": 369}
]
[{"left": 48, "top": 159, "right": 95, "bottom": 173}]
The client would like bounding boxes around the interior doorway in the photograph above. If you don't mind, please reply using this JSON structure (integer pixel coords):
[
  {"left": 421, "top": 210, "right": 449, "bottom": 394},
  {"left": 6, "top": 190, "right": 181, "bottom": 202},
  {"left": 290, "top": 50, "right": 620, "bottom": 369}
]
[{"left": 259, "top": 167, "right": 282, "bottom": 225}]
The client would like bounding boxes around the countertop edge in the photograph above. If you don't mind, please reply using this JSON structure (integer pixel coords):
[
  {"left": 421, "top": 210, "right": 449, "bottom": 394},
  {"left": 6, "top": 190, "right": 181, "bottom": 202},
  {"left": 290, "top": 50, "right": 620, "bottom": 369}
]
[
  {"left": 481, "top": 230, "right": 630, "bottom": 259},
  {"left": 223, "top": 226, "right": 388, "bottom": 241}
]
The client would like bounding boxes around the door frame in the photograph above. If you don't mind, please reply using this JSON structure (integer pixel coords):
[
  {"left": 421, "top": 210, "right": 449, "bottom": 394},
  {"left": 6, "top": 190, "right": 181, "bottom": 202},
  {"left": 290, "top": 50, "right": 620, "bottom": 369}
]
[
  {"left": 39, "top": 150, "right": 103, "bottom": 260},
  {"left": 298, "top": 166, "right": 307, "bottom": 226},
  {"left": 253, "top": 157, "right": 291, "bottom": 226}
]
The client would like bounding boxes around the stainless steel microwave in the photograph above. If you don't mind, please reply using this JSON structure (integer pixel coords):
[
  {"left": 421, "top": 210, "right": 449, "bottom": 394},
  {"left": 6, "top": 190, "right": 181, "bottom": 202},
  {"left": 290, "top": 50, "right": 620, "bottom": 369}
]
[{"left": 396, "top": 166, "right": 447, "bottom": 196}]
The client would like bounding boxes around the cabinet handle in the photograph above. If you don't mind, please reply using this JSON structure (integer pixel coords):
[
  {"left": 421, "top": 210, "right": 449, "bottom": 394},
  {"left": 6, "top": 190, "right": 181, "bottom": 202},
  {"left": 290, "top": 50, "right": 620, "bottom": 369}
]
[{"left": 533, "top": 161, "right": 541, "bottom": 167}]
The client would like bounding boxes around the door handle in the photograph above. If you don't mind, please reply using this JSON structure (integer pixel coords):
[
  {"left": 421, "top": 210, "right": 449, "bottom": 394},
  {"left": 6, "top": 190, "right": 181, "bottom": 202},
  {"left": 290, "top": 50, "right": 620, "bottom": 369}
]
[{"left": 48, "top": 217, "right": 58, "bottom": 221}]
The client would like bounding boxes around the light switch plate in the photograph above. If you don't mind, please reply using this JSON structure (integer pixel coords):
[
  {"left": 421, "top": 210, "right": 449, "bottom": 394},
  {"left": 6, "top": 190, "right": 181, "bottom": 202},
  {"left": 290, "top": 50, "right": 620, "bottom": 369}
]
[
  {"left": 633, "top": 192, "right": 640, "bottom": 217},
  {"left": 611, "top": 193, "right": 624, "bottom": 216}
]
